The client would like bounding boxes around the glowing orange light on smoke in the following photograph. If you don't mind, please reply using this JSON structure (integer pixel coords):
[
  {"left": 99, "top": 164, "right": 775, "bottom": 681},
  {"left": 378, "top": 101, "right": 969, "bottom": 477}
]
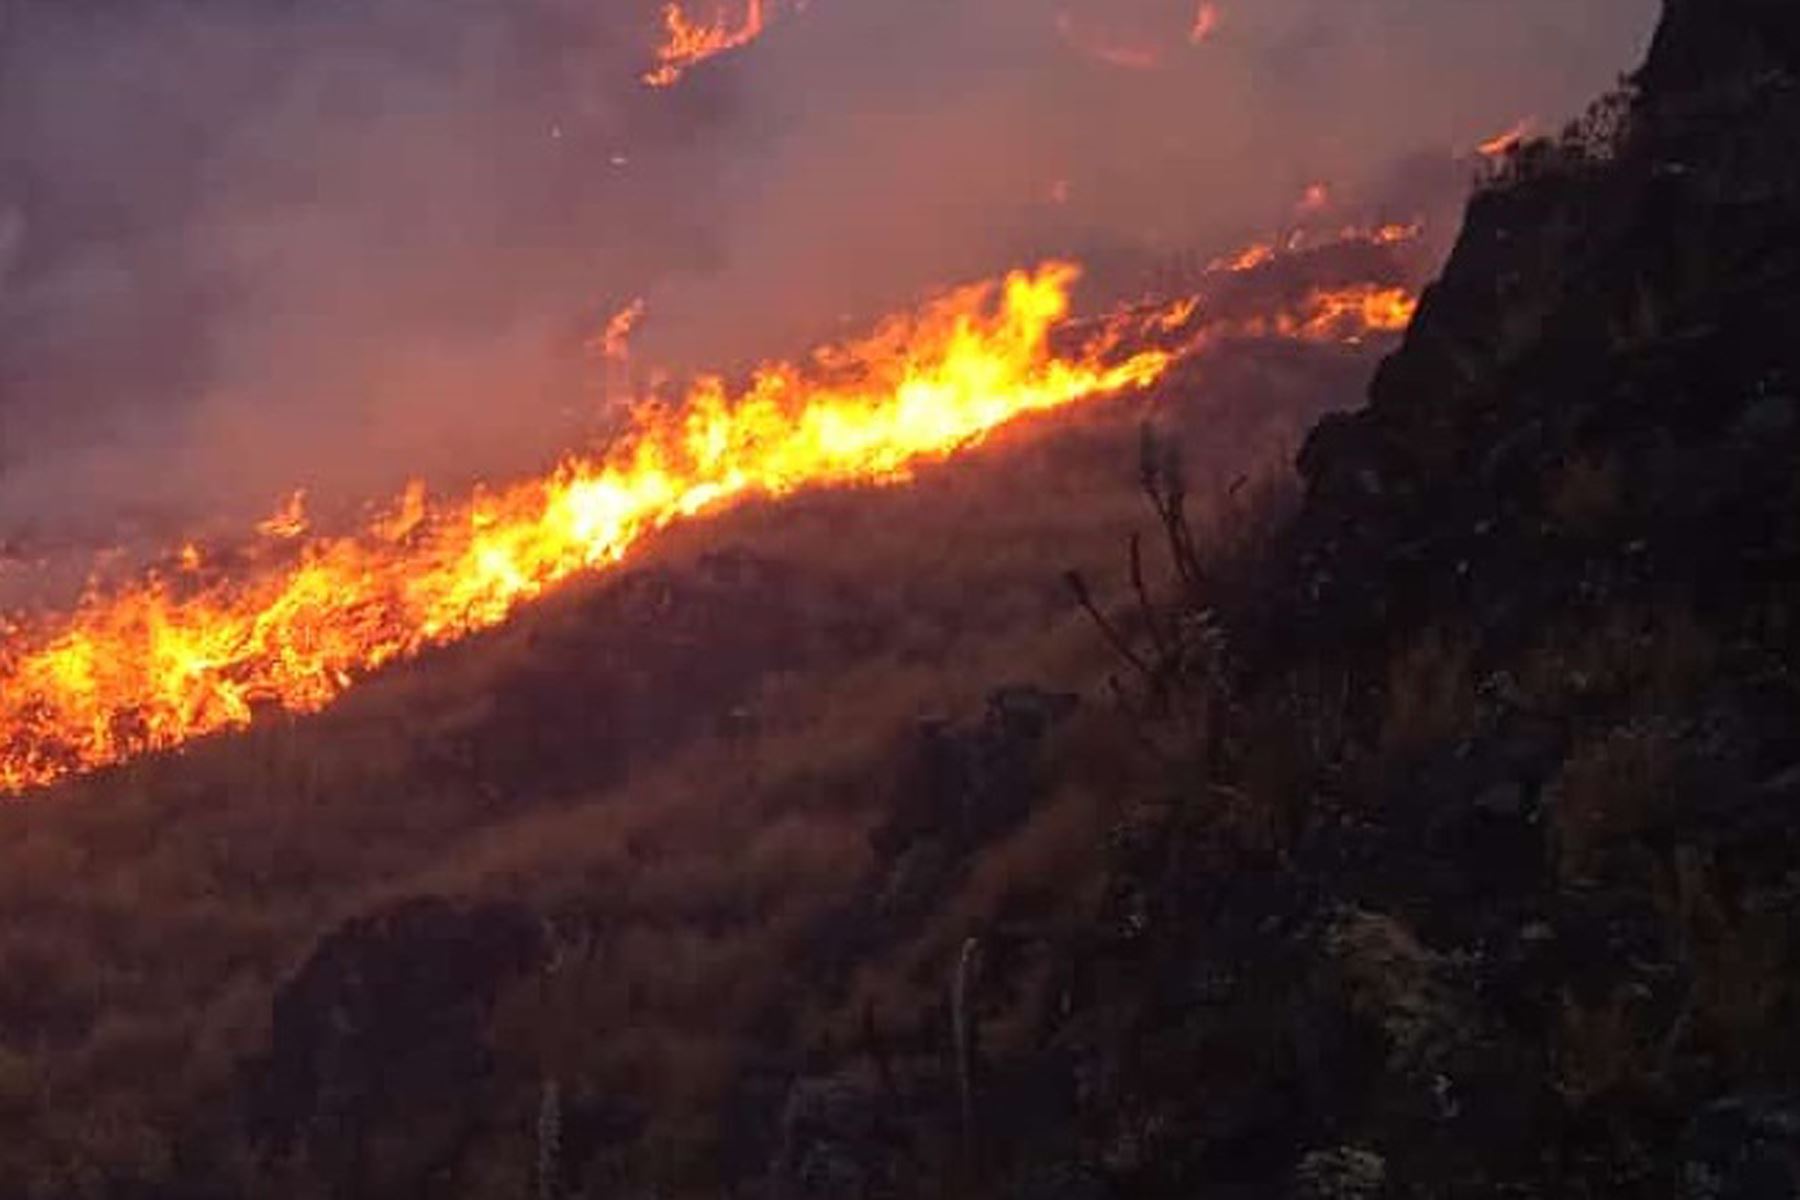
[
  {"left": 643, "top": 0, "right": 768, "bottom": 88},
  {"left": 1055, "top": 12, "right": 1162, "bottom": 71},
  {"left": 1189, "top": 2, "right": 1221, "bottom": 44},
  {"left": 1297, "top": 182, "right": 1333, "bottom": 215}
]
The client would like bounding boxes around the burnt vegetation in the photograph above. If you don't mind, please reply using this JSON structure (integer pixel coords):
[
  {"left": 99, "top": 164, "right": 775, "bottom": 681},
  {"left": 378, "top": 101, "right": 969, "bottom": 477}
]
[{"left": 4, "top": 0, "right": 1800, "bottom": 1196}]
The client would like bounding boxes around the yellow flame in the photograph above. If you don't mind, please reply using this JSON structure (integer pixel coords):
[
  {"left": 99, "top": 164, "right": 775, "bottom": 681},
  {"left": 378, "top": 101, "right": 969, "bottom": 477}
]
[
  {"left": 0, "top": 265, "right": 1157, "bottom": 793},
  {"left": 0, "top": 264, "right": 1420, "bottom": 795}
]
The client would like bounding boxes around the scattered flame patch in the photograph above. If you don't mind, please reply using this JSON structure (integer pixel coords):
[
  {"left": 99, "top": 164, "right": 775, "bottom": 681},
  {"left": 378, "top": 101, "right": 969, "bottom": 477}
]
[
  {"left": 1477, "top": 118, "right": 1536, "bottom": 159},
  {"left": 643, "top": 0, "right": 770, "bottom": 88},
  {"left": 1205, "top": 220, "right": 1423, "bottom": 275},
  {"left": 593, "top": 299, "right": 648, "bottom": 364},
  {"left": 255, "top": 491, "right": 309, "bottom": 541},
  {"left": 1254, "top": 284, "right": 1419, "bottom": 342},
  {"left": 1210, "top": 241, "right": 1278, "bottom": 274}
]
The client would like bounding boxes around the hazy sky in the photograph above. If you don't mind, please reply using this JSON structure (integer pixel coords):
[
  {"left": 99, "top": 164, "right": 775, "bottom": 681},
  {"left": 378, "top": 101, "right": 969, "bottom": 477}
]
[{"left": 0, "top": 0, "right": 1659, "bottom": 543}]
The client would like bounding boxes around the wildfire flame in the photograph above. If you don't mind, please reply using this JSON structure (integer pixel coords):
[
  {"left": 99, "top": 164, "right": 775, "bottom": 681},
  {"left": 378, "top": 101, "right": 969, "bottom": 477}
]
[
  {"left": 1246, "top": 284, "right": 1418, "bottom": 342},
  {"left": 592, "top": 299, "right": 647, "bottom": 364},
  {"left": 1477, "top": 118, "right": 1535, "bottom": 159},
  {"left": 255, "top": 490, "right": 310, "bottom": 541},
  {"left": 0, "top": 265, "right": 1419, "bottom": 796},
  {"left": 643, "top": 0, "right": 769, "bottom": 88},
  {"left": 1205, "top": 220, "right": 1423, "bottom": 275}
]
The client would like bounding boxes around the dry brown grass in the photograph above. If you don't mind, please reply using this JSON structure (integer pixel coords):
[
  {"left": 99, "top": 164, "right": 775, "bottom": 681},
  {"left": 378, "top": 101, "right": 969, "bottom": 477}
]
[{"left": 0, "top": 348, "right": 1363, "bottom": 1194}]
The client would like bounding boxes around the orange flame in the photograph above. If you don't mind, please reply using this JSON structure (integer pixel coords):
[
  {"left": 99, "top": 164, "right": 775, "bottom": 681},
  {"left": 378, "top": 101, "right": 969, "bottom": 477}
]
[
  {"left": 1204, "top": 220, "right": 1423, "bottom": 275},
  {"left": 643, "top": 0, "right": 768, "bottom": 88},
  {"left": 255, "top": 490, "right": 309, "bottom": 541},
  {"left": 1248, "top": 284, "right": 1419, "bottom": 342},
  {"left": 1477, "top": 118, "right": 1535, "bottom": 159},
  {"left": 592, "top": 298, "right": 647, "bottom": 363},
  {"left": 0, "top": 265, "right": 1166, "bottom": 793},
  {"left": 0, "top": 264, "right": 1420, "bottom": 796},
  {"left": 1210, "top": 241, "right": 1278, "bottom": 274}
]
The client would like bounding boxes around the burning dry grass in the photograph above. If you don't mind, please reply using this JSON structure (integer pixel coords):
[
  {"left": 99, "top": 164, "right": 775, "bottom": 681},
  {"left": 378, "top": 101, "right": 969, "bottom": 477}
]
[
  {"left": 0, "top": 258, "right": 1414, "bottom": 798},
  {"left": 0, "top": 326, "right": 1388, "bottom": 1194}
]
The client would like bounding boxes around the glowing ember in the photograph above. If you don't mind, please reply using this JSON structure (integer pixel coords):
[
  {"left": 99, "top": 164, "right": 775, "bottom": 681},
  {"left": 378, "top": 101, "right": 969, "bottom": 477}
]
[
  {"left": 1189, "top": 2, "right": 1221, "bottom": 44},
  {"left": 1297, "top": 182, "right": 1333, "bottom": 214},
  {"left": 643, "top": 0, "right": 769, "bottom": 88}
]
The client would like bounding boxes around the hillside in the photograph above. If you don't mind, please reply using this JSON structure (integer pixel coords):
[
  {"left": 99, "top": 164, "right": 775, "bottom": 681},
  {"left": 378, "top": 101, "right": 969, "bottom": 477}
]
[
  {"left": 0, "top": 309, "right": 1385, "bottom": 1195},
  {"left": 958, "top": 0, "right": 1800, "bottom": 1195},
  {"left": 3, "top": 0, "right": 1797, "bottom": 1196}
]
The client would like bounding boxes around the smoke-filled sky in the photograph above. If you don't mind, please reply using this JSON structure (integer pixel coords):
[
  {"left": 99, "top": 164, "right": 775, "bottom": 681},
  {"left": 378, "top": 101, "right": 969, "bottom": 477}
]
[{"left": 0, "top": 0, "right": 1657, "bottom": 548}]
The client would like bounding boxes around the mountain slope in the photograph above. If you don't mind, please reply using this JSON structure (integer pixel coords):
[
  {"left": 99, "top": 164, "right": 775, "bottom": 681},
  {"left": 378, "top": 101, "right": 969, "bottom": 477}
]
[
  {"left": 3, "top": 1, "right": 1793, "bottom": 1196},
  {"left": 955, "top": 1, "right": 1800, "bottom": 1196}
]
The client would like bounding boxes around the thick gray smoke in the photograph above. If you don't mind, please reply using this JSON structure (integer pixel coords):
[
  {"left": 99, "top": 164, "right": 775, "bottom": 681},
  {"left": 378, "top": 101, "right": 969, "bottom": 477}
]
[{"left": 0, "top": 0, "right": 1656, "bottom": 556}]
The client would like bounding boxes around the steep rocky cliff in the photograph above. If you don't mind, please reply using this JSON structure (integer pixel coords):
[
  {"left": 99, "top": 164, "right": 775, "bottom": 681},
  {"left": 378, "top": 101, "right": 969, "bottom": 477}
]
[{"left": 1002, "top": 0, "right": 1800, "bottom": 1195}]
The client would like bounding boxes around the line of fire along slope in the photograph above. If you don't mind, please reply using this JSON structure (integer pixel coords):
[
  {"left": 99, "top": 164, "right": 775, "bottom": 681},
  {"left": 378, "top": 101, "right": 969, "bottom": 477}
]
[{"left": 0, "top": 260, "right": 1417, "bottom": 795}]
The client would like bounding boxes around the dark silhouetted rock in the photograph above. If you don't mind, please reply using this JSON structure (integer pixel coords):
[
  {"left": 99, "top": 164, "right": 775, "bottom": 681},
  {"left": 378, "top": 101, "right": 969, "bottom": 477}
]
[{"left": 246, "top": 896, "right": 544, "bottom": 1197}]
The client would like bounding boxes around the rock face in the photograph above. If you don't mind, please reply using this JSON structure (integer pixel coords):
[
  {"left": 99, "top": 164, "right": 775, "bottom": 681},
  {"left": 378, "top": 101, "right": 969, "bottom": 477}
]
[
  {"left": 1277, "top": 0, "right": 1800, "bottom": 664},
  {"left": 948, "top": 1, "right": 1800, "bottom": 1196},
  {"left": 246, "top": 898, "right": 544, "bottom": 1197}
]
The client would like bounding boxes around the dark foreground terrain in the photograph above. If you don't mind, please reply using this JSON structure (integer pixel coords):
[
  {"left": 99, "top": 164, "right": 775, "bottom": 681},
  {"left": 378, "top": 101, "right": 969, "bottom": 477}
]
[{"left": 4, "top": 0, "right": 1800, "bottom": 1196}]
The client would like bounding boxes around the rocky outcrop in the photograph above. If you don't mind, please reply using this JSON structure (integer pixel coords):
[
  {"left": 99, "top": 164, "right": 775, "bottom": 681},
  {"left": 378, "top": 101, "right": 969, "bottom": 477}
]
[
  {"left": 963, "top": 2, "right": 1800, "bottom": 1196},
  {"left": 245, "top": 897, "right": 544, "bottom": 1198}
]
